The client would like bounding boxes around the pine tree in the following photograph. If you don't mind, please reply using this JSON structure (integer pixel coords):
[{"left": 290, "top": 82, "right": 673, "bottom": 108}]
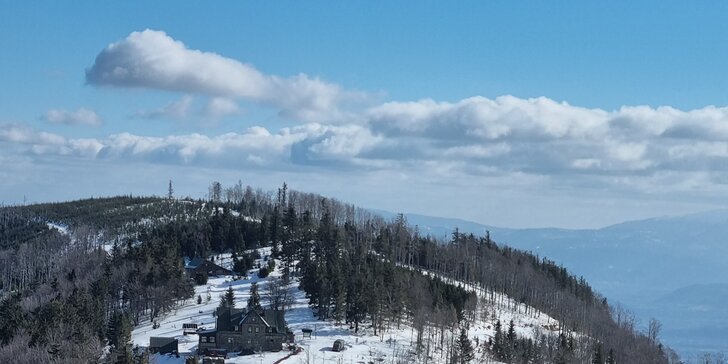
[
  {"left": 507, "top": 319, "right": 516, "bottom": 342},
  {"left": 606, "top": 348, "right": 616, "bottom": 364},
  {"left": 107, "top": 312, "right": 133, "bottom": 364},
  {"left": 224, "top": 286, "right": 235, "bottom": 307},
  {"left": 168, "top": 180, "right": 174, "bottom": 200},
  {"left": 492, "top": 320, "right": 504, "bottom": 359},
  {"left": 457, "top": 327, "right": 475, "bottom": 363},
  {"left": 592, "top": 342, "right": 604, "bottom": 364},
  {"left": 0, "top": 294, "right": 21, "bottom": 345},
  {"left": 247, "top": 282, "right": 261, "bottom": 311}
]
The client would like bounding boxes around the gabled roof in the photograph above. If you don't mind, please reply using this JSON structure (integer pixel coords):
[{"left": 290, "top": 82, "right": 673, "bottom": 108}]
[
  {"left": 238, "top": 309, "right": 286, "bottom": 332},
  {"left": 185, "top": 257, "right": 205, "bottom": 269},
  {"left": 185, "top": 257, "right": 232, "bottom": 274},
  {"left": 215, "top": 307, "right": 287, "bottom": 333}
]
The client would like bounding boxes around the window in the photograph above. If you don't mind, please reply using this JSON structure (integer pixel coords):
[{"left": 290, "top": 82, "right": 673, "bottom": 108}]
[
  {"left": 247, "top": 327, "right": 252, "bottom": 333},
  {"left": 209, "top": 337, "right": 215, "bottom": 343},
  {"left": 255, "top": 327, "right": 260, "bottom": 333},
  {"left": 201, "top": 337, "right": 207, "bottom": 343},
  {"left": 234, "top": 325, "right": 238, "bottom": 331},
  {"left": 227, "top": 338, "right": 233, "bottom": 344}
]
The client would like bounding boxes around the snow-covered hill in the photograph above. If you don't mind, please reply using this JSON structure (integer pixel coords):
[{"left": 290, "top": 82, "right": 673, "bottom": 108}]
[
  {"left": 380, "top": 209, "right": 728, "bottom": 357},
  {"left": 132, "top": 248, "right": 564, "bottom": 364}
]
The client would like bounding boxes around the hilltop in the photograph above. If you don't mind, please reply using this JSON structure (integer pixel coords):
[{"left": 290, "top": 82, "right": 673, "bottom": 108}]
[{"left": 0, "top": 183, "right": 675, "bottom": 363}]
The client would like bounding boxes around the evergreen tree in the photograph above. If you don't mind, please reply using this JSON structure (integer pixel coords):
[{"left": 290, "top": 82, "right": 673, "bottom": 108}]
[
  {"left": 492, "top": 320, "right": 504, "bottom": 359},
  {"left": 194, "top": 271, "right": 208, "bottom": 285},
  {"left": 507, "top": 319, "right": 516, "bottom": 342},
  {"left": 247, "top": 282, "right": 262, "bottom": 311},
  {"left": 457, "top": 327, "right": 475, "bottom": 363},
  {"left": 107, "top": 312, "right": 133, "bottom": 364},
  {"left": 0, "top": 295, "right": 22, "bottom": 346},
  {"left": 233, "top": 257, "right": 248, "bottom": 276},
  {"left": 592, "top": 342, "right": 604, "bottom": 364},
  {"left": 217, "top": 286, "right": 235, "bottom": 309},
  {"left": 224, "top": 286, "right": 235, "bottom": 307},
  {"left": 606, "top": 348, "right": 616, "bottom": 364}
]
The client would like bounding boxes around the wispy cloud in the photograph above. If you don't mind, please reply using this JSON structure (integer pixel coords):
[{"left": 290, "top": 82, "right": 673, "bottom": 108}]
[
  {"left": 135, "top": 96, "right": 241, "bottom": 122},
  {"left": 43, "top": 108, "right": 102, "bottom": 126},
  {"left": 205, "top": 98, "right": 241, "bottom": 119},
  {"left": 135, "top": 96, "right": 193, "bottom": 120}
]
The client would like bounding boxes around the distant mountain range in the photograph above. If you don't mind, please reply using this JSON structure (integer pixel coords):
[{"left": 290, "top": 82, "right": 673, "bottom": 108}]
[{"left": 375, "top": 209, "right": 728, "bottom": 357}]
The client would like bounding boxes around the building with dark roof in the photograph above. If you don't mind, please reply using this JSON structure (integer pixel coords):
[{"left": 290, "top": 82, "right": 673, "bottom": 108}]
[
  {"left": 198, "top": 306, "right": 291, "bottom": 354},
  {"left": 184, "top": 257, "right": 232, "bottom": 277},
  {"left": 149, "top": 336, "right": 178, "bottom": 355}
]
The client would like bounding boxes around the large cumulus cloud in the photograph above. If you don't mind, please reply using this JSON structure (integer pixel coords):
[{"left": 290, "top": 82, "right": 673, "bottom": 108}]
[{"left": 86, "top": 30, "right": 357, "bottom": 122}]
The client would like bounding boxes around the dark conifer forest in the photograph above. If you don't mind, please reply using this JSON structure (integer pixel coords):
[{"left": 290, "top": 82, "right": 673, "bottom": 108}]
[{"left": 0, "top": 182, "right": 677, "bottom": 363}]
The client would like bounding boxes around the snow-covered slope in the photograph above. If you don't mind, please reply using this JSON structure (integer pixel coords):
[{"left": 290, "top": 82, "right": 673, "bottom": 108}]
[
  {"left": 132, "top": 248, "right": 564, "bottom": 364},
  {"left": 380, "top": 209, "right": 728, "bottom": 357}
]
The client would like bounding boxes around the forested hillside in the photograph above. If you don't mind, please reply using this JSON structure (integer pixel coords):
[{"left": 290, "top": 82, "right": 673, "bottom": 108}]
[{"left": 0, "top": 182, "right": 677, "bottom": 363}]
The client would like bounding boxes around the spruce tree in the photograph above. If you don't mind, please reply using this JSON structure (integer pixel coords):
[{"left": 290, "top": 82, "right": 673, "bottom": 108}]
[
  {"left": 107, "top": 312, "right": 133, "bottom": 364},
  {"left": 592, "top": 342, "right": 604, "bottom": 364},
  {"left": 492, "top": 320, "right": 504, "bottom": 359},
  {"left": 457, "top": 327, "right": 475, "bottom": 363},
  {"left": 606, "top": 348, "right": 616, "bottom": 364},
  {"left": 507, "top": 319, "right": 516, "bottom": 342},
  {"left": 247, "top": 282, "right": 261, "bottom": 311},
  {"left": 224, "top": 286, "right": 235, "bottom": 307}
]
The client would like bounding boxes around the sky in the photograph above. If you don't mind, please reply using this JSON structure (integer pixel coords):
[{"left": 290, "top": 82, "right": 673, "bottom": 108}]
[{"left": 3, "top": 1, "right": 728, "bottom": 228}]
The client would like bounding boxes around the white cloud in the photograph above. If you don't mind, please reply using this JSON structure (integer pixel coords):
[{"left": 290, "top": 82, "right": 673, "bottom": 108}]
[
  {"left": 368, "top": 96, "right": 608, "bottom": 141},
  {"left": 14, "top": 89, "right": 728, "bottom": 186},
  {"left": 136, "top": 96, "right": 240, "bottom": 121},
  {"left": 87, "top": 30, "right": 356, "bottom": 121},
  {"left": 136, "top": 96, "right": 193, "bottom": 120},
  {"left": 205, "top": 98, "right": 240, "bottom": 118},
  {"left": 443, "top": 144, "right": 511, "bottom": 159},
  {"left": 572, "top": 158, "right": 601, "bottom": 170},
  {"left": 0, "top": 124, "right": 101, "bottom": 157},
  {"left": 13, "top": 94, "right": 728, "bottom": 182},
  {"left": 43, "top": 108, "right": 102, "bottom": 126}
]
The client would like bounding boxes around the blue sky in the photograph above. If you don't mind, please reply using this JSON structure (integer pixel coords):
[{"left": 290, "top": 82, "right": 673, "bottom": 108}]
[{"left": 3, "top": 1, "right": 728, "bottom": 228}]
